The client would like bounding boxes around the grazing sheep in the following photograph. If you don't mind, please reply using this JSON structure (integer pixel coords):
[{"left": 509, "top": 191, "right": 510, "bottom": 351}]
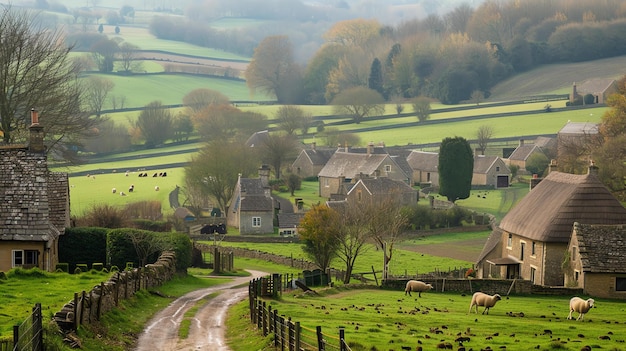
[
  {"left": 568, "top": 297, "right": 595, "bottom": 321},
  {"left": 154, "top": 186, "right": 160, "bottom": 191},
  {"left": 468, "top": 292, "right": 502, "bottom": 314},
  {"left": 129, "top": 184, "right": 134, "bottom": 192},
  {"left": 112, "top": 188, "right": 116, "bottom": 194},
  {"left": 120, "top": 191, "right": 126, "bottom": 196},
  {"left": 404, "top": 280, "right": 433, "bottom": 297}
]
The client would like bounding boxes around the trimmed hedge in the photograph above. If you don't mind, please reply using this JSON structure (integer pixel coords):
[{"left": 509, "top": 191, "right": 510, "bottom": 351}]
[{"left": 59, "top": 227, "right": 108, "bottom": 273}]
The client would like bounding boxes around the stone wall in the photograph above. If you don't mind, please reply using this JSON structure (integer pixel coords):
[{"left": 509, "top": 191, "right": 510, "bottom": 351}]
[
  {"left": 196, "top": 243, "right": 318, "bottom": 271},
  {"left": 53, "top": 251, "right": 177, "bottom": 333}
]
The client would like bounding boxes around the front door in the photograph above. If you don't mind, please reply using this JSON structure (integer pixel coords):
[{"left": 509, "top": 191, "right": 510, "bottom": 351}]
[{"left": 506, "top": 264, "right": 519, "bottom": 279}]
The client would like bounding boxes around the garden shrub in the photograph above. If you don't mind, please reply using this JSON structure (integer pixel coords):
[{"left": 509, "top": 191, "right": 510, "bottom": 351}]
[
  {"left": 55, "top": 263, "right": 69, "bottom": 273},
  {"left": 59, "top": 227, "right": 107, "bottom": 273},
  {"left": 92, "top": 263, "right": 104, "bottom": 271},
  {"left": 76, "top": 264, "right": 88, "bottom": 273}
]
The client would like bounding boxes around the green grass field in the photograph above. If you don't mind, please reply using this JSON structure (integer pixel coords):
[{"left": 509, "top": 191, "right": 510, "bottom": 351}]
[
  {"left": 244, "top": 287, "right": 625, "bottom": 351},
  {"left": 68, "top": 169, "right": 184, "bottom": 216}
]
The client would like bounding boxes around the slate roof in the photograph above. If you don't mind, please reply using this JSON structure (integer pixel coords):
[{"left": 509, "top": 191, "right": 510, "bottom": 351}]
[
  {"left": 476, "top": 227, "right": 504, "bottom": 264},
  {"left": 534, "top": 136, "right": 556, "bottom": 150},
  {"left": 348, "top": 177, "right": 414, "bottom": 196},
  {"left": 301, "top": 148, "right": 335, "bottom": 166},
  {"left": 574, "top": 223, "right": 626, "bottom": 273},
  {"left": 244, "top": 130, "right": 269, "bottom": 147},
  {"left": 278, "top": 213, "right": 305, "bottom": 228},
  {"left": 0, "top": 147, "right": 63, "bottom": 242},
  {"left": 473, "top": 155, "right": 504, "bottom": 173},
  {"left": 499, "top": 171, "right": 626, "bottom": 243},
  {"left": 558, "top": 122, "right": 599, "bottom": 135},
  {"left": 406, "top": 151, "right": 438, "bottom": 172},
  {"left": 318, "top": 151, "right": 393, "bottom": 178},
  {"left": 241, "top": 178, "right": 265, "bottom": 195},
  {"left": 577, "top": 78, "right": 617, "bottom": 94},
  {"left": 508, "top": 144, "right": 543, "bottom": 162}
]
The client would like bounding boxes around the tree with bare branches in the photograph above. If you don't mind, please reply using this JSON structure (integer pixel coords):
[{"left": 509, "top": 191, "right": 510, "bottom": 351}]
[
  {"left": 475, "top": 125, "right": 494, "bottom": 155},
  {"left": 0, "top": 7, "right": 101, "bottom": 162},
  {"left": 365, "top": 199, "right": 409, "bottom": 280}
]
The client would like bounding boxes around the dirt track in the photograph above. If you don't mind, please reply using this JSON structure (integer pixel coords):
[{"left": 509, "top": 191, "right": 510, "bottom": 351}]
[{"left": 134, "top": 270, "right": 266, "bottom": 351}]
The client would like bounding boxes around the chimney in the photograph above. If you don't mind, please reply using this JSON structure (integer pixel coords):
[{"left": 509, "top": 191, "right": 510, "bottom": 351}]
[
  {"left": 548, "top": 159, "right": 558, "bottom": 174},
  {"left": 367, "top": 141, "right": 374, "bottom": 155},
  {"left": 588, "top": 159, "right": 599, "bottom": 175},
  {"left": 519, "top": 139, "right": 524, "bottom": 147},
  {"left": 344, "top": 141, "right": 348, "bottom": 153},
  {"left": 311, "top": 141, "right": 316, "bottom": 150},
  {"left": 259, "top": 164, "right": 270, "bottom": 187},
  {"left": 29, "top": 108, "right": 45, "bottom": 153}
]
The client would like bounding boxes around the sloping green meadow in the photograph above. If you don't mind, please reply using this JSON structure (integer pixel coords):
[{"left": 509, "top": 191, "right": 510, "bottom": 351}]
[{"left": 255, "top": 287, "right": 626, "bottom": 351}]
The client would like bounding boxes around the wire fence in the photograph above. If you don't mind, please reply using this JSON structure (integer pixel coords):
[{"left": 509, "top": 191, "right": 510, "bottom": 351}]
[
  {"left": 249, "top": 276, "right": 351, "bottom": 351},
  {"left": 11, "top": 303, "right": 43, "bottom": 351}
]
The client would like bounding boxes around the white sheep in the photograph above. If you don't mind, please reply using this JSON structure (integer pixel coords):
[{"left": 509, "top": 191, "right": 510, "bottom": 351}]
[
  {"left": 112, "top": 188, "right": 116, "bottom": 194},
  {"left": 468, "top": 292, "right": 501, "bottom": 314},
  {"left": 154, "top": 185, "right": 160, "bottom": 191},
  {"left": 404, "top": 280, "right": 433, "bottom": 297},
  {"left": 568, "top": 297, "right": 595, "bottom": 321},
  {"left": 120, "top": 191, "right": 126, "bottom": 196}
]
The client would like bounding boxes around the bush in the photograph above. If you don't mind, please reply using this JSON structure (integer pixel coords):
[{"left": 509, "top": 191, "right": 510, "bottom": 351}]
[
  {"left": 55, "top": 263, "right": 69, "bottom": 273},
  {"left": 92, "top": 263, "right": 104, "bottom": 271},
  {"left": 59, "top": 227, "right": 107, "bottom": 274},
  {"left": 76, "top": 264, "right": 89, "bottom": 273}
]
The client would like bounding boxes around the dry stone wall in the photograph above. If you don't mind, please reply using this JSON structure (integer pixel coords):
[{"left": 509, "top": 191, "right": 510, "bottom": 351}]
[{"left": 54, "top": 251, "right": 177, "bottom": 333}]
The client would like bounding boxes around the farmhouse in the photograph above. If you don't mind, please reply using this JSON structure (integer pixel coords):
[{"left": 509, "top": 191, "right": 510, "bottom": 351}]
[
  {"left": 565, "top": 223, "right": 626, "bottom": 299},
  {"left": 227, "top": 165, "right": 275, "bottom": 234},
  {"left": 317, "top": 143, "right": 409, "bottom": 199},
  {"left": 557, "top": 122, "right": 600, "bottom": 167},
  {"left": 475, "top": 162, "right": 626, "bottom": 286},
  {"left": 0, "top": 110, "right": 70, "bottom": 273}
]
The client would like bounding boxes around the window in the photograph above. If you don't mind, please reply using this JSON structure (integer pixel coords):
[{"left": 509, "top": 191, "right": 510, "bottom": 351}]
[
  {"left": 507, "top": 233, "right": 512, "bottom": 247},
  {"left": 530, "top": 267, "right": 536, "bottom": 284},
  {"left": 520, "top": 242, "right": 525, "bottom": 261},
  {"left": 531, "top": 241, "right": 536, "bottom": 256},
  {"left": 12, "top": 250, "right": 38, "bottom": 268},
  {"left": 385, "top": 165, "right": 391, "bottom": 172},
  {"left": 575, "top": 271, "right": 579, "bottom": 281},
  {"left": 572, "top": 246, "right": 577, "bottom": 261},
  {"left": 427, "top": 172, "right": 431, "bottom": 182},
  {"left": 357, "top": 190, "right": 362, "bottom": 201},
  {"left": 616, "top": 277, "right": 626, "bottom": 291},
  {"left": 496, "top": 166, "right": 500, "bottom": 172},
  {"left": 323, "top": 178, "right": 329, "bottom": 187},
  {"left": 252, "top": 217, "right": 261, "bottom": 227}
]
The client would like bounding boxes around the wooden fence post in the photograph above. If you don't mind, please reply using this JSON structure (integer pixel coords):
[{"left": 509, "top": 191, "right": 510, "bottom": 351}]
[
  {"left": 339, "top": 328, "right": 345, "bottom": 351},
  {"left": 73, "top": 292, "right": 78, "bottom": 330},
  {"left": 262, "top": 302, "right": 268, "bottom": 336},
  {"left": 316, "top": 326, "right": 325, "bottom": 351},
  {"left": 114, "top": 272, "right": 120, "bottom": 306},
  {"left": 273, "top": 310, "right": 279, "bottom": 347},
  {"left": 80, "top": 291, "right": 86, "bottom": 325},
  {"left": 294, "top": 321, "right": 301, "bottom": 351},
  {"left": 33, "top": 303, "right": 43, "bottom": 351},
  {"left": 288, "top": 319, "right": 294, "bottom": 351}
]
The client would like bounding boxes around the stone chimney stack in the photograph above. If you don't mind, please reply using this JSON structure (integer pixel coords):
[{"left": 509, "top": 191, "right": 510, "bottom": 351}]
[
  {"left": 311, "top": 141, "right": 316, "bottom": 151},
  {"left": 259, "top": 164, "right": 270, "bottom": 187},
  {"left": 519, "top": 139, "right": 524, "bottom": 147},
  {"left": 548, "top": 159, "right": 558, "bottom": 174},
  {"left": 367, "top": 141, "right": 374, "bottom": 155},
  {"left": 29, "top": 108, "right": 45, "bottom": 153}
]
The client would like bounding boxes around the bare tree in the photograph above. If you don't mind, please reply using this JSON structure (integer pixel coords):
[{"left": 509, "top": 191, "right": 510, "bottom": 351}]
[
  {"left": 335, "top": 202, "right": 371, "bottom": 284},
  {"left": 366, "top": 199, "right": 409, "bottom": 280},
  {"left": 182, "top": 88, "right": 229, "bottom": 114},
  {"left": 84, "top": 76, "right": 114, "bottom": 116},
  {"left": 276, "top": 105, "right": 305, "bottom": 135},
  {"left": 127, "top": 229, "right": 165, "bottom": 267},
  {"left": 471, "top": 90, "right": 484, "bottom": 105},
  {"left": 260, "top": 132, "right": 299, "bottom": 179},
  {"left": 476, "top": 125, "right": 494, "bottom": 155},
  {"left": 0, "top": 7, "right": 101, "bottom": 162},
  {"left": 118, "top": 42, "right": 141, "bottom": 73}
]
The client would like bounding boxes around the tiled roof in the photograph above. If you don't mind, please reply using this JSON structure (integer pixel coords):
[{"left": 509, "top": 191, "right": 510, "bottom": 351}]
[
  {"left": 508, "top": 144, "right": 543, "bottom": 161},
  {"left": 241, "top": 178, "right": 265, "bottom": 195},
  {"left": 303, "top": 148, "right": 335, "bottom": 165},
  {"left": 318, "top": 152, "right": 390, "bottom": 178},
  {"left": 240, "top": 195, "right": 274, "bottom": 211},
  {"left": 0, "top": 148, "right": 63, "bottom": 241},
  {"left": 278, "top": 213, "right": 305, "bottom": 228},
  {"left": 473, "top": 155, "right": 502, "bottom": 173},
  {"left": 499, "top": 171, "right": 626, "bottom": 243},
  {"left": 349, "top": 177, "right": 414, "bottom": 196},
  {"left": 558, "top": 122, "right": 599, "bottom": 135},
  {"left": 406, "top": 151, "right": 438, "bottom": 172},
  {"left": 574, "top": 223, "right": 626, "bottom": 273},
  {"left": 577, "top": 78, "right": 616, "bottom": 94}
]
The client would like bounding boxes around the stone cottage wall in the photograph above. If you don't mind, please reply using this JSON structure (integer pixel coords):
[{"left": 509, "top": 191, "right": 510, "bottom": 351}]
[{"left": 53, "top": 251, "right": 177, "bottom": 333}]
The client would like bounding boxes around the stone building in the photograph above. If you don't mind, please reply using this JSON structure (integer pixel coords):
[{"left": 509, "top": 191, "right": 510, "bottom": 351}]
[
  {"left": 565, "top": 223, "right": 626, "bottom": 299},
  {"left": 227, "top": 165, "right": 275, "bottom": 234},
  {"left": 475, "top": 163, "right": 626, "bottom": 286},
  {"left": 0, "top": 110, "right": 70, "bottom": 272}
]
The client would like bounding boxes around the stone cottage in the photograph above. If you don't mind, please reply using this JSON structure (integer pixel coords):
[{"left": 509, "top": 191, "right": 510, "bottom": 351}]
[
  {"left": 565, "top": 223, "right": 626, "bottom": 299},
  {"left": 227, "top": 165, "right": 275, "bottom": 234},
  {"left": 475, "top": 162, "right": 626, "bottom": 286},
  {"left": 0, "top": 110, "right": 70, "bottom": 272}
]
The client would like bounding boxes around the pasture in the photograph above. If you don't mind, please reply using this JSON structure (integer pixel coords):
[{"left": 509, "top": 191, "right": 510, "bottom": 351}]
[
  {"left": 248, "top": 287, "right": 626, "bottom": 351},
  {"left": 68, "top": 168, "right": 183, "bottom": 216}
]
